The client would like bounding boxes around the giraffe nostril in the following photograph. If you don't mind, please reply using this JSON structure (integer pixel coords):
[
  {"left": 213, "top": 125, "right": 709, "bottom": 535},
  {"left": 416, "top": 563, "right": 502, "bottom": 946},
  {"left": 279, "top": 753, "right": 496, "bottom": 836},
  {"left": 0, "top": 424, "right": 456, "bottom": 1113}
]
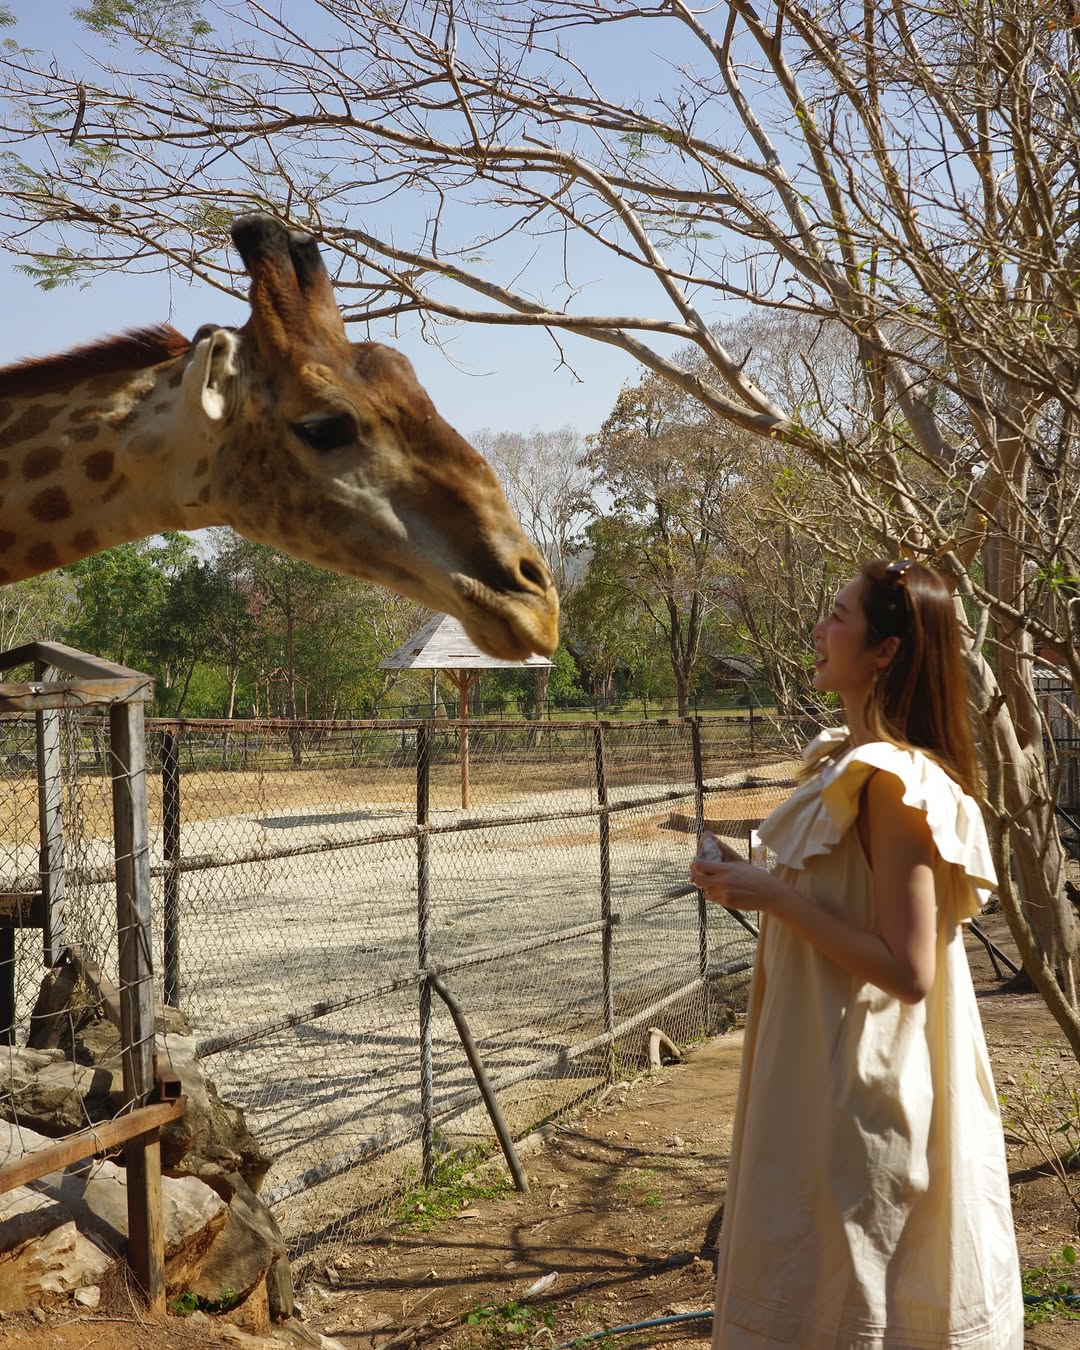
[{"left": 519, "top": 557, "right": 549, "bottom": 592}]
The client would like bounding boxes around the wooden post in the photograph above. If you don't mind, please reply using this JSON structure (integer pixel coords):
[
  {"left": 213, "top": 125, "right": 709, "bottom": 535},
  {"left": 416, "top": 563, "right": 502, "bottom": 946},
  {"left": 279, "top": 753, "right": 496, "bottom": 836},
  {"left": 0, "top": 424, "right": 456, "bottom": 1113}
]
[
  {"left": 161, "top": 730, "right": 181, "bottom": 1009},
  {"left": 690, "top": 718, "right": 712, "bottom": 1032},
  {"left": 593, "top": 723, "right": 616, "bottom": 1080},
  {"left": 0, "top": 929, "right": 14, "bottom": 1047},
  {"left": 111, "top": 701, "right": 164, "bottom": 1314},
  {"left": 416, "top": 721, "right": 435, "bottom": 1185},
  {"left": 34, "top": 660, "right": 65, "bottom": 968}
]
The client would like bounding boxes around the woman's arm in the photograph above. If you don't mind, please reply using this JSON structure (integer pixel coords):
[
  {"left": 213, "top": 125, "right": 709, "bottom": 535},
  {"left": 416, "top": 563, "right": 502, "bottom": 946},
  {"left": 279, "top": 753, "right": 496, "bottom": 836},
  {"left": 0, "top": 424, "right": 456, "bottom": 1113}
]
[{"left": 690, "top": 771, "right": 938, "bottom": 1003}]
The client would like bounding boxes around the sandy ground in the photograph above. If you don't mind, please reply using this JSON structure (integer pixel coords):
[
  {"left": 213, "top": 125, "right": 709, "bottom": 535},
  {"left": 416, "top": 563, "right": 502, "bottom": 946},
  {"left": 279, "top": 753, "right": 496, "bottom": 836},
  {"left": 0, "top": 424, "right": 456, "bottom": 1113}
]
[{"left": 2, "top": 911, "right": 1077, "bottom": 1348}]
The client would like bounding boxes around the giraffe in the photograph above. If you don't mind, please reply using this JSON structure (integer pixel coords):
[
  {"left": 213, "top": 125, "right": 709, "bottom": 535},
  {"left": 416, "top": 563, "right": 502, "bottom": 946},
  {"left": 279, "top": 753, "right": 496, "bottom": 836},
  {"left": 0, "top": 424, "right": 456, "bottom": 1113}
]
[{"left": 0, "top": 215, "right": 558, "bottom": 660}]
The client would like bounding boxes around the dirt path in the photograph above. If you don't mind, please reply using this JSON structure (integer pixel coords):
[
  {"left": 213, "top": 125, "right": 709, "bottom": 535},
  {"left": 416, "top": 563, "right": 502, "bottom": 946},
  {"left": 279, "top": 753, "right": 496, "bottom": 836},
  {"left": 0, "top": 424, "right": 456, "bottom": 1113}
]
[{"left": 1, "top": 912, "right": 1076, "bottom": 1349}]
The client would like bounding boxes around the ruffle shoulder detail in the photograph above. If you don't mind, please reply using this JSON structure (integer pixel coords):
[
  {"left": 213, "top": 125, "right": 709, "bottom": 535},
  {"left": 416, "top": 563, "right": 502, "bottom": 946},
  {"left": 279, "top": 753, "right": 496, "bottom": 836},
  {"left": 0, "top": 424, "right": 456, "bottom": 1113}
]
[{"left": 756, "top": 731, "right": 996, "bottom": 918}]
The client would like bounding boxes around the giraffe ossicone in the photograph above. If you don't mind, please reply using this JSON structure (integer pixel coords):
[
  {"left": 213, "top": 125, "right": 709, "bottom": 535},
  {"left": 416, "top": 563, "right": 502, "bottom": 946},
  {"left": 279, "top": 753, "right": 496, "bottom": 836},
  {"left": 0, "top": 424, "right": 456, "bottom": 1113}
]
[{"left": 0, "top": 214, "right": 558, "bottom": 661}]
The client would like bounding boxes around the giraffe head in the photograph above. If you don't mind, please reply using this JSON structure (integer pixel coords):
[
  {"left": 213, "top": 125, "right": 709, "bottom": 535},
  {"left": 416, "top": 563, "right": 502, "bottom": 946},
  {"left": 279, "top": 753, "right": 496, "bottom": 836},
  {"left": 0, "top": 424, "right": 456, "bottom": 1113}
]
[{"left": 181, "top": 215, "right": 559, "bottom": 659}]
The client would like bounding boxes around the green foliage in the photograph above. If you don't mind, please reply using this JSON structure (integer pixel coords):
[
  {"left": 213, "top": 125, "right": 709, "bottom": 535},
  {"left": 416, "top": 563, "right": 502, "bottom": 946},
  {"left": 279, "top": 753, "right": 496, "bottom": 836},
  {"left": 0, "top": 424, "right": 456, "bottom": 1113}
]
[
  {"left": 1022, "top": 1246, "right": 1079, "bottom": 1327},
  {"left": 13, "top": 248, "right": 95, "bottom": 292},
  {"left": 464, "top": 1299, "right": 557, "bottom": 1344},
  {"left": 392, "top": 1142, "right": 510, "bottom": 1232},
  {"left": 74, "top": 0, "right": 211, "bottom": 43},
  {"left": 170, "top": 1289, "right": 199, "bottom": 1316},
  {"left": 169, "top": 1285, "right": 242, "bottom": 1317},
  {"left": 999, "top": 1047, "right": 1080, "bottom": 1225}
]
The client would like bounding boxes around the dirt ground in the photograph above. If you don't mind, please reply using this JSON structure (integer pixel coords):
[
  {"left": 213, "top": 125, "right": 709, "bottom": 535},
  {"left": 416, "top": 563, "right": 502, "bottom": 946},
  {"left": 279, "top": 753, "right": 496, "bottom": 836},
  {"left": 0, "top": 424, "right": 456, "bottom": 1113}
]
[{"left": 1, "top": 911, "right": 1077, "bottom": 1350}]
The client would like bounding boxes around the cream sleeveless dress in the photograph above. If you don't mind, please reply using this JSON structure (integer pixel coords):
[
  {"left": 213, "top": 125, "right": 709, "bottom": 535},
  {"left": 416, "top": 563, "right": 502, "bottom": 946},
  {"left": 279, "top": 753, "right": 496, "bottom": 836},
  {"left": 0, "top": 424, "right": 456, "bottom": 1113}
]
[{"left": 711, "top": 729, "right": 1023, "bottom": 1349}]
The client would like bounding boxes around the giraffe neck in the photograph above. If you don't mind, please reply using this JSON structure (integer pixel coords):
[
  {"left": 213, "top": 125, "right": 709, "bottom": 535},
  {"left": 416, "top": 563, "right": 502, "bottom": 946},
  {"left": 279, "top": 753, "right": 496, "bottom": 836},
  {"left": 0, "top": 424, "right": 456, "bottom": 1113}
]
[{"left": 0, "top": 357, "right": 218, "bottom": 583}]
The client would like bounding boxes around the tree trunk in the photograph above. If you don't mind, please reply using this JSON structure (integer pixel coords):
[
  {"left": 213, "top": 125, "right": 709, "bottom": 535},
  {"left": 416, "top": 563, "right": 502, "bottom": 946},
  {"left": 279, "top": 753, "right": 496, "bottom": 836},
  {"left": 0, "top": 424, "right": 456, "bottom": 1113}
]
[{"left": 979, "top": 677, "right": 1080, "bottom": 1058}]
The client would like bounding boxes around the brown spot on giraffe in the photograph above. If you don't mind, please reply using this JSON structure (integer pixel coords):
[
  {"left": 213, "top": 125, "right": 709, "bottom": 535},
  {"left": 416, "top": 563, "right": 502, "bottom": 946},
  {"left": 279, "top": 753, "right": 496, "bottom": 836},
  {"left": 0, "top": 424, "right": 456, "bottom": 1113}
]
[
  {"left": 72, "top": 529, "right": 99, "bottom": 553},
  {"left": 193, "top": 457, "right": 209, "bottom": 477},
  {"left": 102, "top": 474, "right": 129, "bottom": 504},
  {"left": 0, "top": 569, "right": 10, "bottom": 584},
  {"left": 26, "top": 542, "right": 59, "bottom": 572},
  {"left": 83, "top": 450, "right": 114, "bottom": 482},
  {"left": 197, "top": 484, "right": 211, "bottom": 505},
  {"left": 30, "top": 486, "right": 72, "bottom": 524},
  {"left": 22, "top": 447, "right": 63, "bottom": 481},
  {"left": 0, "top": 462, "right": 8, "bottom": 479},
  {"left": 0, "top": 531, "right": 14, "bottom": 553},
  {"left": 1, "top": 404, "right": 58, "bottom": 444},
  {"left": 69, "top": 425, "right": 100, "bottom": 444}
]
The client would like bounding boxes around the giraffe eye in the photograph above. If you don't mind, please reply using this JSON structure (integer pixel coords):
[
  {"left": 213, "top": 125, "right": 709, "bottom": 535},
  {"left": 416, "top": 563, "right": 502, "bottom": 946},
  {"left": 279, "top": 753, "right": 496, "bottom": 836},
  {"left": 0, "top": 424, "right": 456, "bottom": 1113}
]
[{"left": 291, "top": 412, "right": 357, "bottom": 454}]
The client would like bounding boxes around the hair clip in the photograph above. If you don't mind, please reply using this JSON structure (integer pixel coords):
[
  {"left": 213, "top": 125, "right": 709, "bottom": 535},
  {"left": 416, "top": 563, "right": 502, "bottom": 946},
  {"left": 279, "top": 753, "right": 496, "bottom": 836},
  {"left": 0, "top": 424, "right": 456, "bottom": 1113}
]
[{"left": 886, "top": 558, "right": 914, "bottom": 579}]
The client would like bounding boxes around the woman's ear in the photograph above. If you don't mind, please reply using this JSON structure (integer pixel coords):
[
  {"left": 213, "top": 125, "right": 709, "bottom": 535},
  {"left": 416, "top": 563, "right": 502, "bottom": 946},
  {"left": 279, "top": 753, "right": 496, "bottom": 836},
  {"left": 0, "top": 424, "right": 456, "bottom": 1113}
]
[{"left": 874, "top": 635, "right": 901, "bottom": 670}]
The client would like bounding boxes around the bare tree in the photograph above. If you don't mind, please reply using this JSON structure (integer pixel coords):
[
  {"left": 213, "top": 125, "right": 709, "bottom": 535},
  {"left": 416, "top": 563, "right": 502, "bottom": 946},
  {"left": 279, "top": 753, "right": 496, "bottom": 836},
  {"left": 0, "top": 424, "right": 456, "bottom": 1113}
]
[
  {"left": 472, "top": 425, "right": 590, "bottom": 596},
  {"left": 1, "top": 0, "right": 1078, "bottom": 1046}
]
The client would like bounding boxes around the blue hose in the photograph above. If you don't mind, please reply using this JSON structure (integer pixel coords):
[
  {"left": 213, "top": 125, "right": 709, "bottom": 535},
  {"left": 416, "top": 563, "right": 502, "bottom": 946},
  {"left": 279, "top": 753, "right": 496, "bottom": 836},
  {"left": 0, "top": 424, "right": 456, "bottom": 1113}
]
[
  {"left": 558, "top": 1309, "right": 712, "bottom": 1347},
  {"left": 558, "top": 1295, "right": 1080, "bottom": 1347}
]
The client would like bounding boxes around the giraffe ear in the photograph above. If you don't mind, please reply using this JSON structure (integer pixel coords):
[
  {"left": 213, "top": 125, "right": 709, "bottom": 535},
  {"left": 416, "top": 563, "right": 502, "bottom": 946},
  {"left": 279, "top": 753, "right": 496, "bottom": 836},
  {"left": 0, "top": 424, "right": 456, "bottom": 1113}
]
[{"left": 182, "top": 328, "right": 241, "bottom": 421}]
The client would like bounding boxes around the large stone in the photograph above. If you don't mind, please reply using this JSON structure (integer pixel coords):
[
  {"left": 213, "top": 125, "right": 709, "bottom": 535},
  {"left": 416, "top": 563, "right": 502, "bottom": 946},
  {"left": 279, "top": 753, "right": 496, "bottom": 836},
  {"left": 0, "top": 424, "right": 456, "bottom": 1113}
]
[
  {"left": 0, "top": 1188, "right": 113, "bottom": 1311},
  {"left": 0, "top": 1122, "right": 228, "bottom": 1297},
  {"left": 5, "top": 979, "right": 272, "bottom": 1193},
  {"left": 192, "top": 1172, "right": 288, "bottom": 1310},
  {"left": 158, "top": 1035, "right": 271, "bottom": 1189}
]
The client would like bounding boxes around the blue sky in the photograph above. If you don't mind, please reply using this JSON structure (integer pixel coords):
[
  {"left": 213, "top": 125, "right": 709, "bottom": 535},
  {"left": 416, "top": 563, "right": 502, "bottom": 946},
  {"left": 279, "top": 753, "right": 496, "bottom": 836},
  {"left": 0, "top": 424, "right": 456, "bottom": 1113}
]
[{"left": 0, "top": 5, "right": 679, "bottom": 440}]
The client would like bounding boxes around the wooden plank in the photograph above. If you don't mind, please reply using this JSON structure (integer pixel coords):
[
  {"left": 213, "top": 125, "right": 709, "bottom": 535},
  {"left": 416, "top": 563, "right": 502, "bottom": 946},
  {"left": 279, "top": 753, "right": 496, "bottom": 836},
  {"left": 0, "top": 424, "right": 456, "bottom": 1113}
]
[
  {"left": 0, "top": 892, "right": 46, "bottom": 929},
  {"left": 35, "top": 690, "right": 66, "bottom": 966},
  {"left": 67, "top": 943, "right": 123, "bottom": 1033},
  {"left": 0, "top": 1098, "right": 185, "bottom": 1194},
  {"left": 0, "top": 929, "right": 13, "bottom": 1047},
  {"left": 161, "top": 730, "right": 182, "bottom": 1008},
  {"left": 0, "top": 677, "right": 152, "bottom": 713},
  {"left": 111, "top": 702, "right": 155, "bottom": 1101},
  {"left": 110, "top": 700, "right": 162, "bottom": 1314},
  {"left": 2, "top": 641, "right": 150, "bottom": 683},
  {"left": 125, "top": 1130, "right": 165, "bottom": 1313}
]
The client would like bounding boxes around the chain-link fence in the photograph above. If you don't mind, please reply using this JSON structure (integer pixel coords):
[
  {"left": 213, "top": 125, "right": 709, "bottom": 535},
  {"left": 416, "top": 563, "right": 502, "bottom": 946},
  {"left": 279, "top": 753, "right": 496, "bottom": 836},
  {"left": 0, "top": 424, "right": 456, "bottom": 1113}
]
[
  {"left": 0, "top": 644, "right": 178, "bottom": 1308},
  {"left": 131, "top": 713, "right": 810, "bottom": 1276}
]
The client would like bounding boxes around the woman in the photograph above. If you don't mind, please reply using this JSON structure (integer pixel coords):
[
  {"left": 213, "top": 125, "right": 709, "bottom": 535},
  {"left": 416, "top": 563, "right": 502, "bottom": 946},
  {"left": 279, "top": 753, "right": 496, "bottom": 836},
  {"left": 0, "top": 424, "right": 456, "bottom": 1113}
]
[{"left": 691, "top": 560, "right": 1023, "bottom": 1349}]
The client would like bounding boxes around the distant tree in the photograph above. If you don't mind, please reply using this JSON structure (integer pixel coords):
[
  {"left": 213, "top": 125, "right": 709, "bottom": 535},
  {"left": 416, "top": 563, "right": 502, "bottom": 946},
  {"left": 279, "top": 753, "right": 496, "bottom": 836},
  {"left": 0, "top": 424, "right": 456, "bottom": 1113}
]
[
  {"left": 0, "top": 572, "right": 70, "bottom": 653},
  {"left": 582, "top": 373, "right": 733, "bottom": 716}
]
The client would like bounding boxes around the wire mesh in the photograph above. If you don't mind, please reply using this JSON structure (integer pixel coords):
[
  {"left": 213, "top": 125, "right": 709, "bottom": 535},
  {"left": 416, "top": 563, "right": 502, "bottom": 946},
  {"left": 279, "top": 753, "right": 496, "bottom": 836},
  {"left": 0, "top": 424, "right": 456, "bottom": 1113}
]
[
  {"left": 0, "top": 701, "right": 151, "bottom": 1230},
  {"left": 146, "top": 714, "right": 807, "bottom": 1278}
]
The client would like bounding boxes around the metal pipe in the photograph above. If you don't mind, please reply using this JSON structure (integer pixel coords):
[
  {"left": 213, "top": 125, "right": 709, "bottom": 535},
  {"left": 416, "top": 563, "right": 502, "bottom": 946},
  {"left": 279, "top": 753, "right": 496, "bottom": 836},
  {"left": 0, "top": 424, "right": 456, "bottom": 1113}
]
[{"left": 429, "top": 975, "right": 529, "bottom": 1194}]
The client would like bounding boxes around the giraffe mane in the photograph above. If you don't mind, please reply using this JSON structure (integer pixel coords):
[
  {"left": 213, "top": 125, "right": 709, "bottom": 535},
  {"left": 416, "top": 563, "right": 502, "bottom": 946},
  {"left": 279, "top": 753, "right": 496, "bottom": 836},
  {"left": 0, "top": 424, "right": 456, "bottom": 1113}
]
[{"left": 0, "top": 325, "right": 192, "bottom": 398}]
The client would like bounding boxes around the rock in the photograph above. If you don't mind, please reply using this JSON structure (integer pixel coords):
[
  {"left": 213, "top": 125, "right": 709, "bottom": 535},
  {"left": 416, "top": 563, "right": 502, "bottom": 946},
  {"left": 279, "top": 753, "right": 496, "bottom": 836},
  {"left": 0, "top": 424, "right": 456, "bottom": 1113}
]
[
  {"left": 193, "top": 1172, "right": 288, "bottom": 1310},
  {"left": 0, "top": 1188, "right": 113, "bottom": 1310},
  {"left": 220, "top": 1274, "right": 271, "bottom": 1336},
  {"left": 73, "top": 1284, "right": 100, "bottom": 1307},
  {"left": 267, "top": 1252, "right": 295, "bottom": 1322},
  {"left": 5, "top": 982, "right": 271, "bottom": 1194},
  {"left": 158, "top": 1036, "right": 271, "bottom": 1189},
  {"left": 0, "top": 1122, "right": 227, "bottom": 1298}
]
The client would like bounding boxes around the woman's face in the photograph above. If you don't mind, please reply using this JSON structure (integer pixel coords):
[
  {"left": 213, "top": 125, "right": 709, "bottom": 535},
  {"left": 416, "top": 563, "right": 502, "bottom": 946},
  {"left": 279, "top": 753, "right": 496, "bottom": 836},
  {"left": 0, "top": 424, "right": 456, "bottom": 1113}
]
[{"left": 812, "top": 576, "right": 882, "bottom": 700}]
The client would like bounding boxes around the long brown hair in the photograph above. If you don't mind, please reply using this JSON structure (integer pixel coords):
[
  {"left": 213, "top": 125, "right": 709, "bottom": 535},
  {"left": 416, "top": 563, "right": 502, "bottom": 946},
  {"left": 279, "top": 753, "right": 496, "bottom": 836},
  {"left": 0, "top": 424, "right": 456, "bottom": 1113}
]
[{"left": 857, "top": 559, "right": 980, "bottom": 797}]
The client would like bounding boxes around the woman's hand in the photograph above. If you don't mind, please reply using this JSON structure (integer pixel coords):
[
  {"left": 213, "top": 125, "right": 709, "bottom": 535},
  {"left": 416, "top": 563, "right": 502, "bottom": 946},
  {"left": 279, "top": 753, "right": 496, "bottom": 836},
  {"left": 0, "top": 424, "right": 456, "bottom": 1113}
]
[{"left": 689, "top": 833, "right": 785, "bottom": 913}]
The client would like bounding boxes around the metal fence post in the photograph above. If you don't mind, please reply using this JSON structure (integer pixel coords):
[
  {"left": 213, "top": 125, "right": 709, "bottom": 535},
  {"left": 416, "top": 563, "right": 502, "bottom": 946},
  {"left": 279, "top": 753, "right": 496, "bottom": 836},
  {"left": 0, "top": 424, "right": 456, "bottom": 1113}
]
[
  {"left": 111, "top": 699, "right": 164, "bottom": 1313},
  {"left": 416, "top": 721, "right": 436, "bottom": 1185},
  {"left": 593, "top": 723, "right": 616, "bottom": 1080},
  {"left": 161, "top": 729, "right": 181, "bottom": 1009},
  {"left": 690, "top": 718, "right": 712, "bottom": 1032}
]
